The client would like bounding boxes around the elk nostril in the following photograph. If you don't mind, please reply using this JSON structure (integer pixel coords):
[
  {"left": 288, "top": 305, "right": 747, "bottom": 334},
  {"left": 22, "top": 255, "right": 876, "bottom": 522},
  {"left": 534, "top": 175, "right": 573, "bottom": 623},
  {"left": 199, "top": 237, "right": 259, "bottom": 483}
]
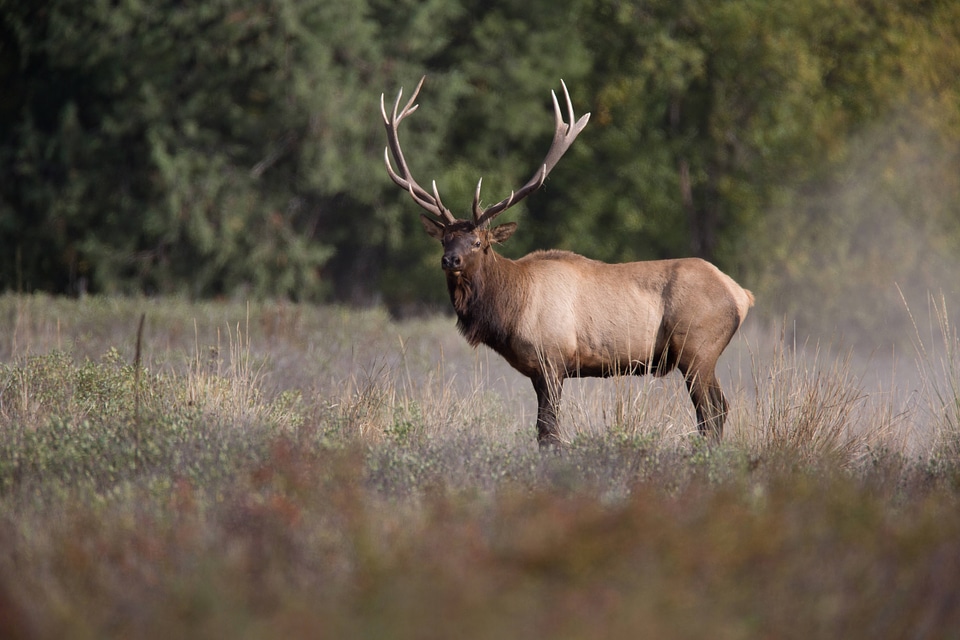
[{"left": 442, "top": 255, "right": 462, "bottom": 270}]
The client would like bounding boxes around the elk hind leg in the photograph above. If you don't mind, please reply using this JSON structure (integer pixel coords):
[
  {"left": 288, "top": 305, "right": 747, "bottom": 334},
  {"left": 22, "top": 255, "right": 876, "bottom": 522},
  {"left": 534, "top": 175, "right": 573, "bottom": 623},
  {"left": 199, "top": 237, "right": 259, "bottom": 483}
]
[{"left": 684, "top": 369, "right": 728, "bottom": 441}]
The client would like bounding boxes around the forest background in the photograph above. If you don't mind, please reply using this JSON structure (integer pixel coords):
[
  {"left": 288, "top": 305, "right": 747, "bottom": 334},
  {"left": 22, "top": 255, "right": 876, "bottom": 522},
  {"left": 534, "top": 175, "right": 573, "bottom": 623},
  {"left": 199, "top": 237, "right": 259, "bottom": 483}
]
[{"left": 2, "top": 0, "right": 960, "bottom": 347}]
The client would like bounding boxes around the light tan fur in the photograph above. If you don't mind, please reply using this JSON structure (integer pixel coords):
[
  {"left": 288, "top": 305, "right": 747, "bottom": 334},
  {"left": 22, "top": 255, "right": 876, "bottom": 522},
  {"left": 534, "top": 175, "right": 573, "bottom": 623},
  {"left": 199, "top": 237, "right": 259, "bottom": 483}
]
[{"left": 479, "top": 250, "right": 752, "bottom": 381}]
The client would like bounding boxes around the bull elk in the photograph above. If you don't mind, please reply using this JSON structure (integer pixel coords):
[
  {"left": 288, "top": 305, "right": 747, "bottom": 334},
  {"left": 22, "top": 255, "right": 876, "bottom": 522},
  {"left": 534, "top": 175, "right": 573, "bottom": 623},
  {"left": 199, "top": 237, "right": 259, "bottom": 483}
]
[{"left": 381, "top": 77, "right": 754, "bottom": 447}]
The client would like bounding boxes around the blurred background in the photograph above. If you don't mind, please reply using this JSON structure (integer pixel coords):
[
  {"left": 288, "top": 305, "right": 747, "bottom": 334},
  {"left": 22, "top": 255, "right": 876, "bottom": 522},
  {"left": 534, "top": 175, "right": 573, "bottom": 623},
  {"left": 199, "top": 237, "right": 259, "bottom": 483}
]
[{"left": 2, "top": 0, "right": 959, "bottom": 348}]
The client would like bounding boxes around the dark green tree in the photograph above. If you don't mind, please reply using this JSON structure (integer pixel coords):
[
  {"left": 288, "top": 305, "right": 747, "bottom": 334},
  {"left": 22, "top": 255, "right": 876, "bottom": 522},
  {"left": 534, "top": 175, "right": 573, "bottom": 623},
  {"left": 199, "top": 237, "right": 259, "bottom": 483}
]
[{"left": 0, "top": 0, "right": 380, "bottom": 299}]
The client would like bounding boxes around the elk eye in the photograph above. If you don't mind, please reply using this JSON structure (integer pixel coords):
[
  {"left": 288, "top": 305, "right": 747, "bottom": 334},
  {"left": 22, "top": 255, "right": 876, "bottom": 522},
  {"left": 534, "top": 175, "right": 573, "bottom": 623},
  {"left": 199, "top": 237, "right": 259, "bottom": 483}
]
[{"left": 474, "top": 240, "right": 482, "bottom": 248}]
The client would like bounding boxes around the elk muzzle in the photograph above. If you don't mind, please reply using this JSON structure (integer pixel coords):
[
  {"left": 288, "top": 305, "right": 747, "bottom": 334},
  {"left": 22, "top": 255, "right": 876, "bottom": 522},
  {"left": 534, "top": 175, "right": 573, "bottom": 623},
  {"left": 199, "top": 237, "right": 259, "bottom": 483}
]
[{"left": 441, "top": 253, "right": 464, "bottom": 272}]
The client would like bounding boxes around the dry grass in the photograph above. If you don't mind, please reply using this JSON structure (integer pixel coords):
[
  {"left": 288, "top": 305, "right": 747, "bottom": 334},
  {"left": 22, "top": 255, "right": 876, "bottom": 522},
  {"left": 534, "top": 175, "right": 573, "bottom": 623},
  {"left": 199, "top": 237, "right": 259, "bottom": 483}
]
[
  {"left": 742, "top": 338, "right": 885, "bottom": 465},
  {"left": 906, "top": 294, "right": 960, "bottom": 461},
  {"left": 2, "top": 293, "right": 960, "bottom": 639}
]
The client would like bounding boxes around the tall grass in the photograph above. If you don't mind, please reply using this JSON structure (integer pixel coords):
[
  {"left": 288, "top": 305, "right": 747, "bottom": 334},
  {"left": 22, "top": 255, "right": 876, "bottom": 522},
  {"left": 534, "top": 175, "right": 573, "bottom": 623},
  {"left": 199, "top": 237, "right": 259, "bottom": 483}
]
[
  {"left": 1, "top": 293, "right": 960, "bottom": 639},
  {"left": 184, "top": 308, "right": 271, "bottom": 427},
  {"left": 744, "top": 338, "right": 891, "bottom": 465},
  {"left": 907, "top": 294, "right": 960, "bottom": 462}
]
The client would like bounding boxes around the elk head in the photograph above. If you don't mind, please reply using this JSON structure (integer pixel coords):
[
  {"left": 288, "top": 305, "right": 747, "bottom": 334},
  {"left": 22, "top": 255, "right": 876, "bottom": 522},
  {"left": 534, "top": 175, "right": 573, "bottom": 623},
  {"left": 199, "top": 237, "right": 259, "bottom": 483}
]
[
  {"left": 380, "top": 76, "right": 590, "bottom": 277},
  {"left": 418, "top": 218, "right": 517, "bottom": 277}
]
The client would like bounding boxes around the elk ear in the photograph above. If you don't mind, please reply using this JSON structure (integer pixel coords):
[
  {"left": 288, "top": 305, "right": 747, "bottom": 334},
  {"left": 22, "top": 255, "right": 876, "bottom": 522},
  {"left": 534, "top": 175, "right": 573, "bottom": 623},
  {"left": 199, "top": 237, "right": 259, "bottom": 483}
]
[
  {"left": 420, "top": 214, "right": 445, "bottom": 242},
  {"left": 490, "top": 222, "right": 517, "bottom": 244}
]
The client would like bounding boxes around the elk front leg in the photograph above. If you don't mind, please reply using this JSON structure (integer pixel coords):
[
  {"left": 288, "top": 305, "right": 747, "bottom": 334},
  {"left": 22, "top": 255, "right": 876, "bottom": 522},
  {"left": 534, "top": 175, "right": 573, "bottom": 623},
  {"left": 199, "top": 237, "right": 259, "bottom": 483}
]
[
  {"left": 684, "top": 370, "right": 728, "bottom": 441},
  {"left": 532, "top": 374, "right": 563, "bottom": 450}
]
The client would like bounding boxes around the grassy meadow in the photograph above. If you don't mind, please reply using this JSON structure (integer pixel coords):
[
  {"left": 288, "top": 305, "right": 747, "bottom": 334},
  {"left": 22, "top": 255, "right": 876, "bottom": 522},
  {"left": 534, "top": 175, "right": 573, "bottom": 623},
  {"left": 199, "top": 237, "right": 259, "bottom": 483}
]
[{"left": 1, "top": 293, "right": 960, "bottom": 639}]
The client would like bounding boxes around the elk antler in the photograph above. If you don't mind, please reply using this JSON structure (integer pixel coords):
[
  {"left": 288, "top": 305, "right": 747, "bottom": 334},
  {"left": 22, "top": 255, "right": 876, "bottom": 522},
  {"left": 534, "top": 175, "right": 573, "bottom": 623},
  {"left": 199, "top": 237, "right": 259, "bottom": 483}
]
[
  {"left": 472, "top": 80, "right": 590, "bottom": 228},
  {"left": 381, "top": 77, "right": 456, "bottom": 224}
]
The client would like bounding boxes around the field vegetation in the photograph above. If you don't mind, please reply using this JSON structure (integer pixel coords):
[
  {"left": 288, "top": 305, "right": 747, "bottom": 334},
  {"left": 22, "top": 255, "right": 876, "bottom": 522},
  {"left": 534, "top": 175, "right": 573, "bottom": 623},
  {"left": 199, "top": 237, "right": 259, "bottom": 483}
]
[{"left": 2, "top": 293, "right": 959, "bottom": 638}]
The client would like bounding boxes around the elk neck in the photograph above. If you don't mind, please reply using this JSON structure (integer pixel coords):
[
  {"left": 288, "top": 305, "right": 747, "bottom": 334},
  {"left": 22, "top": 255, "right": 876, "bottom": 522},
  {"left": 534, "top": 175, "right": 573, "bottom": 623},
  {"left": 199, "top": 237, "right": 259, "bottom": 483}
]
[{"left": 445, "top": 248, "right": 526, "bottom": 350}]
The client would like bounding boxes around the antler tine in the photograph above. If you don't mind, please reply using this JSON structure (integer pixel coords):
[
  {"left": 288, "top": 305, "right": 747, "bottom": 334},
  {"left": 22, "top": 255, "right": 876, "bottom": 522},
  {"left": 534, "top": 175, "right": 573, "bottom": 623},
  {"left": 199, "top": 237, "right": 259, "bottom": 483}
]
[
  {"left": 559, "top": 80, "right": 576, "bottom": 135},
  {"left": 381, "top": 77, "right": 456, "bottom": 224},
  {"left": 471, "top": 178, "right": 487, "bottom": 220},
  {"left": 474, "top": 80, "right": 590, "bottom": 228},
  {"left": 430, "top": 180, "right": 450, "bottom": 215}
]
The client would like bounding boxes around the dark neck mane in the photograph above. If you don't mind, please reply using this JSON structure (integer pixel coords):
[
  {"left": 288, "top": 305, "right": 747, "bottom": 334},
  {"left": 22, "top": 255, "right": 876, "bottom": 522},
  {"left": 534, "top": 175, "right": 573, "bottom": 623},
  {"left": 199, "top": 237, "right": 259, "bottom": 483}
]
[{"left": 446, "top": 252, "right": 523, "bottom": 350}]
